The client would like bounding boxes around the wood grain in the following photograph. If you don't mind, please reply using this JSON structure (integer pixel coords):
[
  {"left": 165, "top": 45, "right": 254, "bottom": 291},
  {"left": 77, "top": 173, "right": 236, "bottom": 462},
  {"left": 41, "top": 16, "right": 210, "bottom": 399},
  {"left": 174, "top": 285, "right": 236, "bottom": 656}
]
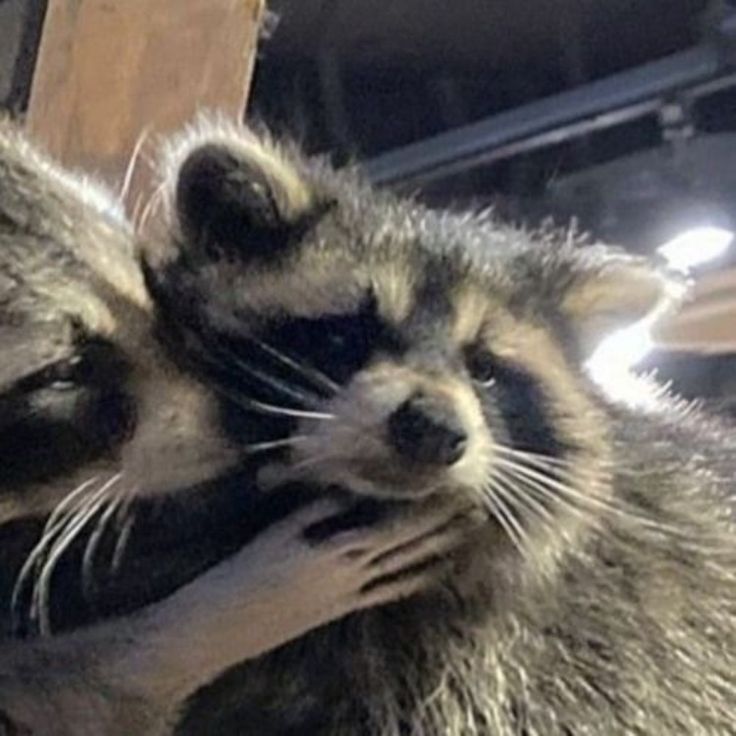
[
  {"left": 655, "top": 268, "right": 736, "bottom": 354},
  {"left": 26, "top": 0, "right": 264, "bottom": 215}
]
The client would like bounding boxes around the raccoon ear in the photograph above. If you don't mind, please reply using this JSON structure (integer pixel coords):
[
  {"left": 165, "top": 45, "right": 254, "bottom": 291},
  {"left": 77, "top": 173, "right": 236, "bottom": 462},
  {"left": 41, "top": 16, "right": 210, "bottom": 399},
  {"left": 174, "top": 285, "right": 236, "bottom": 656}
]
[
  {"left": 175, "top": 140, "right": 314, "bottom": 261},
  {"left": 560, "top": 257, "right": 686, "bottom": 357}
]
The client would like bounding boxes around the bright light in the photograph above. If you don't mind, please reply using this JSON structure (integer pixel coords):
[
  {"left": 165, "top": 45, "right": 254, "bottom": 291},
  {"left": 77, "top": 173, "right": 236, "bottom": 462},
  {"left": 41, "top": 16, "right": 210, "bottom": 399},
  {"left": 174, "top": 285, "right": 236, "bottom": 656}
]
[
  {"left": 586, "top": 320, "right": 678, "bottom": 407},
  {"left": 657, "top": 226, "right": 733, "bottom": 272},
  {"left": 588, "top": 323, "right": 653, "bottom": 377},
  {"left": 585, "top": 322, "right": 655, "bottom": 404},
  {"left": 588, "top": 224, "right": 733, "bottom": 402}
]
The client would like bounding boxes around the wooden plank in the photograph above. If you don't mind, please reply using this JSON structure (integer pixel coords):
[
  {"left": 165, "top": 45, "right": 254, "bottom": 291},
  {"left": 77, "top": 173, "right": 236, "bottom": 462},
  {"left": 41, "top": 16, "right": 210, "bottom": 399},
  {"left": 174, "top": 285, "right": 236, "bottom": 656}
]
[
  {"left": 654, "top": 268, "right": 736, "bottom": 354},
  {"left": 26, "top": 0, "right": 264, "bottom": 215}
]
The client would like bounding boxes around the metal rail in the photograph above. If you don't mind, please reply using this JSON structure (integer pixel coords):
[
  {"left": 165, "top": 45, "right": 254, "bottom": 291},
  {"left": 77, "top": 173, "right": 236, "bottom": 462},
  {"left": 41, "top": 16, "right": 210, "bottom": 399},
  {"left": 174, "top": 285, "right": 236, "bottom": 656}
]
[{"left": 364, "top": 44, "right": 736, "bottom": 187}]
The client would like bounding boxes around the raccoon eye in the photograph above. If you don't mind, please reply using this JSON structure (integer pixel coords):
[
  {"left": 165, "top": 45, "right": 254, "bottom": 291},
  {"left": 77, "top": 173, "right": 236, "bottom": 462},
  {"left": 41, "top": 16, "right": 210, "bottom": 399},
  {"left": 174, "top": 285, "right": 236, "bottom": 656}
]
[
  {"left": 46, "top": 355, "right": 85, "bottom": 391},
  {"left": 36, "top": 354, "right": 93, "bottom": 392},
  {"left": 38, "top": 339, "right": 129, "bottom": 392},
  {"left": 465, "top": 347, "right": 497, "bottom": 387}
]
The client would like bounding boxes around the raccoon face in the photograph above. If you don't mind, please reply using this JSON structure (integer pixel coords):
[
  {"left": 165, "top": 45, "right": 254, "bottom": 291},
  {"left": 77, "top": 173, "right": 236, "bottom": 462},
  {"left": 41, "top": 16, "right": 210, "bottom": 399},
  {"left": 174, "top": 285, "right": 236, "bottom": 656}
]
[
  {"left": 145, "top": 121, "right": 681, "bottom": 573},
  {"left": 0, "top": 122, "right": 240, "bottom": 634}
]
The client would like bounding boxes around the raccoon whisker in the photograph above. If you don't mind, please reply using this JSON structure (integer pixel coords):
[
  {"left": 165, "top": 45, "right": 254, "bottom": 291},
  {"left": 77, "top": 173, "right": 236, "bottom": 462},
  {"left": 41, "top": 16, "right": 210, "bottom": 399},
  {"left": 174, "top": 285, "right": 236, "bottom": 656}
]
[
  {"left": 490, "top": 468, "right": 558, "bottom": 528},
  {"left": 111, "top": 493, "right": 138, "bottom": 575},
  {"left": 33, "top": 473, "right": 123, "bottom": 635},
  {"left": 493, "top": 445, "right": 599, "bottom": 501},
  {"left": 494, "top": 456, "right": 683, "bottom": 535},
  {"left": 499, "top": 456, "right": 621, "bottom": 520},
  {"left": 136, "top": 177, "right": 167, "bottom": 232},
  {"left": 496, "top": 446, "right": 673, "bottom": 534},
  {"left": 34, "top": 501, "right": 109, "bottom": 635},
  {"left": 496, "top": 467, "right": 605, "bottom": 538},
  {"left": 493, "top": 444, "right": 578, "bottom": 470},
  {"left": 235, "top": 363, "right": 324, "bottom": 409},
  {"left": 243, "top": 436, "right": 309, "bottom": 455},
  {"left": 286, "top": 451, "right": 341, "bottom": 475},
  {"left": 479, "top": 482, "right": 524, "bottom": 551},
  {"left": 37, "top": 476, "right": 103, "bottom": 549},
  {"left": 119, "top": 124, "right": 152, "bottom": 203},
  {"left": 485, "top": 479, "right": 543, "bottom": 565},
  {"left": 494, "top": 446, "right": 617, "bottom": 489},
  {"left": 30, "top": 475, "right": 122, "bottom": 629},
  {"left": 10, "top": 476, "right": 101, "bottom": 629},
  {"left": 494, "top": 456, "right": 622, "bottom": 521},
  {"left": 210, "top": 341, "right": 326, "bottom": 408},
  {"left": 81, "top": 489, "right": 129, "bottom": 602},
  {"left": 211, "top": 383, "right": 336, "bottom": 421},
  {"left": 248, "top": 336, "right": 340, "bottom": 396},
  {"left": 478, "top": 484, "right": 528, "bottom": 560},
  {"left": 494, "top": 464, "right": 595, "bottom": 527}
]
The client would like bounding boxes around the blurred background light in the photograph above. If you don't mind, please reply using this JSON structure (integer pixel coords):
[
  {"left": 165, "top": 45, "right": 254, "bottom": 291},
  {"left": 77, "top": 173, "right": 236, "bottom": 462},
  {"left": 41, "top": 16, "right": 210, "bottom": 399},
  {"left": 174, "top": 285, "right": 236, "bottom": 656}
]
[
  {"left": 587, "top": 224, "right": 733, "bottom": 399},
  {"left": 657, "top": 226, "right": 734, "bottom": 271}
]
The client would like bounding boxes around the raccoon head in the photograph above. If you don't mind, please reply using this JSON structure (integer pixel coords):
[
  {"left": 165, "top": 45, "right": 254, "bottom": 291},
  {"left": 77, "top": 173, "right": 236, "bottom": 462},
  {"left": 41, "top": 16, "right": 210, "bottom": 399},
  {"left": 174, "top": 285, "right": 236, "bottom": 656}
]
[
  {"left": 145, "top": 119, "right": 682, "bottom": 586},
  {"left": 0, "top": 121, "right": 242, "bottom": 634}
]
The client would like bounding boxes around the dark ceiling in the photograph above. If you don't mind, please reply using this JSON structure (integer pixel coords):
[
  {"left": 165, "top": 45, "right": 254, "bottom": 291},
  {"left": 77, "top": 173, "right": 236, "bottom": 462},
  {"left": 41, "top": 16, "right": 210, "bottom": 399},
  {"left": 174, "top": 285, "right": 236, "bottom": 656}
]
[
  {"left": 264, "top": 0, "right": 705, "bottom": 74},
  {"left": 252, "top": 0, "right": 709, "bottom": 158},
  {"left": 251, "top": 0, "right": 736, "bottom": 248}
]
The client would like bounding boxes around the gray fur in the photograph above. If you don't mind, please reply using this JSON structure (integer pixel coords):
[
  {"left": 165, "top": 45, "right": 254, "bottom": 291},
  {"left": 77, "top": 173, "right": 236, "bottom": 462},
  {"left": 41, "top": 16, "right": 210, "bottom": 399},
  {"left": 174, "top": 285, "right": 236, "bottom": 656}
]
[
  {"left": 155, "top": 120, "right": 736, "bottom": 736},
  {"left": 0, "top": 119, "right": 287, "bottom": 735},
  {"left": 1, "top": 114, "right": 735, "bottom": 736}
]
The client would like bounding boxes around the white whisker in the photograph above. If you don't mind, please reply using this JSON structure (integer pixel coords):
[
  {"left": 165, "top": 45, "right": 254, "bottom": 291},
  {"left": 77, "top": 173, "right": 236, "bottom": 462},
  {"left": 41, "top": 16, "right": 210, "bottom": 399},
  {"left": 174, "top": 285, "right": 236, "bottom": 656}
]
[
  {"left": 491, "top": 468, "right": 557, "bottom": 527},
  {"left": 493, "top": 444, "right": 577, "bottom": 470},
  {"left": 479, "top": 483, "right": 526, "bottom": 559},
  {"left": 81, "top": 490, "right": 128, "bottom": 601},
  {"left": 286, "top": 452, "right": 341, "bottom": 475},
  {"left": 111, "top": 494, "right": 137, "bottom": 575},
  {"left": 136, "top": 178, "right": 167, "bottom": 233},
  {"left": 32, "top": 473, "right": 122, "bottom": 635},
  {"left": 119, "top": 125, "right": 151, "bottom": 203},
  {"left": 250, "top": 336, "right": 340, "bottom": 395},
  {"left": 210, "top": 340, "right": 325, "bottom": 409},
  {"left": 11, "top": 476, "right": 100, "bottom": 630},
  {"left": 212, "top": 383, "right": 335, "bottom": 421},
  {"left": 492, "top": 462, "right": 593, "bottom": 525},
  {"left": 485, "top": 480, "right": 536, "bottom": 561},
  {"left": 494, "top": 455, "right": 681, "bottom": 535},
  {"left": 243, "top": 435, "right": 309, "bottom": 454}
]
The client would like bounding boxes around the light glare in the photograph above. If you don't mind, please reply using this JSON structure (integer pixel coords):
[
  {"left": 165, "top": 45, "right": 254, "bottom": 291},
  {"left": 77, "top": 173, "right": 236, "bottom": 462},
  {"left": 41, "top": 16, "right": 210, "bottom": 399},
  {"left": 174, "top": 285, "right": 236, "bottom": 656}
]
[
  {"left": 588, "top": 224, "right": 733, "bottom": 400},
  {"left": 657, "top": 226, "right": 733, "bottom": 272},
  {"left": 586, "top": 323, "right": 652, "bottom": 387}
]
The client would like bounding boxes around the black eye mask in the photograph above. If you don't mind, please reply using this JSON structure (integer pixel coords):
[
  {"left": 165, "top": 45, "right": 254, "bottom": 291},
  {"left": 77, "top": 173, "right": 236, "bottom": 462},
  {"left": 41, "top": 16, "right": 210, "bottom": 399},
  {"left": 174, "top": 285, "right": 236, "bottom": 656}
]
[
  {"left": 466, "top": 346, "right": 570, "bottom": 459},
  {"left": 0, "top": 338, "right": 135, "bottom": 489},
  {"left": 255, "top": 292, "right": 403, "bottom": 386}
]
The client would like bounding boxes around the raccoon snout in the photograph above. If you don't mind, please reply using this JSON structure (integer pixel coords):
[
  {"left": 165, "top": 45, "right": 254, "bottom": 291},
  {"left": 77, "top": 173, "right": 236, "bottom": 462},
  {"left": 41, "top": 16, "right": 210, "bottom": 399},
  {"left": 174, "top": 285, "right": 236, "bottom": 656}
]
[{"left": 387, "top": 392, "right": 468, "bottom": 466}]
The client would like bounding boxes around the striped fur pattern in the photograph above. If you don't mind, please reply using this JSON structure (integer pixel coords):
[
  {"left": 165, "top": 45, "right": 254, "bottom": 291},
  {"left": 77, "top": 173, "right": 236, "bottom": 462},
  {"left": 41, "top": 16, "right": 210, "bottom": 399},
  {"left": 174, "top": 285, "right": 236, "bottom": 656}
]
[
  {"left": 1, "top": 114, "right": 734, "bottom": 735},
  {"left": 144, "top": 118, "right": 735, "bottom": 735}
]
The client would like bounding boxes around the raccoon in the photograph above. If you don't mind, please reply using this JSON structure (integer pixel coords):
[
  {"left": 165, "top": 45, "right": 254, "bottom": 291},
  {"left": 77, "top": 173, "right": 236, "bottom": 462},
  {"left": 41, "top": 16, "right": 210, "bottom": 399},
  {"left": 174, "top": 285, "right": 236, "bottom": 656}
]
[
  {"left": 0, "top": 120, "right": 468, "bottom": 736},
  {"left": 137, "top": 118, "right": 736, "bottom": 736}
]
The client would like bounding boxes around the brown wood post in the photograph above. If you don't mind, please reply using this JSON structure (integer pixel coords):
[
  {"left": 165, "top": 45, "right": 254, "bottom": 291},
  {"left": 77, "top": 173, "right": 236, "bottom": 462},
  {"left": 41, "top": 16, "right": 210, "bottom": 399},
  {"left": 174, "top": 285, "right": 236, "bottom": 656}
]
[{"left": 26, "top": 0, "right": 264, "bottom": 217}]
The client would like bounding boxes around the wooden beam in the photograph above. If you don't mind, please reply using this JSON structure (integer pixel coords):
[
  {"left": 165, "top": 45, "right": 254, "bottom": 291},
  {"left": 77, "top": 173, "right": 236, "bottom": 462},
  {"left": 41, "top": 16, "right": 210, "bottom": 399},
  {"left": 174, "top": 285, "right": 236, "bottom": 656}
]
[
  {"left": 655, "top": 268, "right": 736, "bottom": 354},
  {"left": 26, "top": 0, "right": 264, "bottom": 215}
]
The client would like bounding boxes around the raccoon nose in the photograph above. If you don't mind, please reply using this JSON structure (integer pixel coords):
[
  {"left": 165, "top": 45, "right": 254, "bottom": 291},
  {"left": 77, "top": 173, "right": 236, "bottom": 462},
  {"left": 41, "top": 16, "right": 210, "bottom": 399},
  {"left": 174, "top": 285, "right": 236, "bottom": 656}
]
[{"left": 388, "top": 393, "right": 468, "bottom": 466}]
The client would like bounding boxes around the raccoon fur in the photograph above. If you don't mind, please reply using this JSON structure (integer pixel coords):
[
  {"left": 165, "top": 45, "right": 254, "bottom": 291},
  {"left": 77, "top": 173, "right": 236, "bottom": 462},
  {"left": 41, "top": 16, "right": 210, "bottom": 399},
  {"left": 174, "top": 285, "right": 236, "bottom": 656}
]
[
  {"left": 2, "top": 113, "right": 736, "bottom": 736},
  {"left": 0, "top": 114, "right": 267, "bottom": 734},
  {"left": 0, "top": 118, "right": 478, "bottom": 736},
  {"left": 139, "top": 118, "right": 735, "bottom": 736}
]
